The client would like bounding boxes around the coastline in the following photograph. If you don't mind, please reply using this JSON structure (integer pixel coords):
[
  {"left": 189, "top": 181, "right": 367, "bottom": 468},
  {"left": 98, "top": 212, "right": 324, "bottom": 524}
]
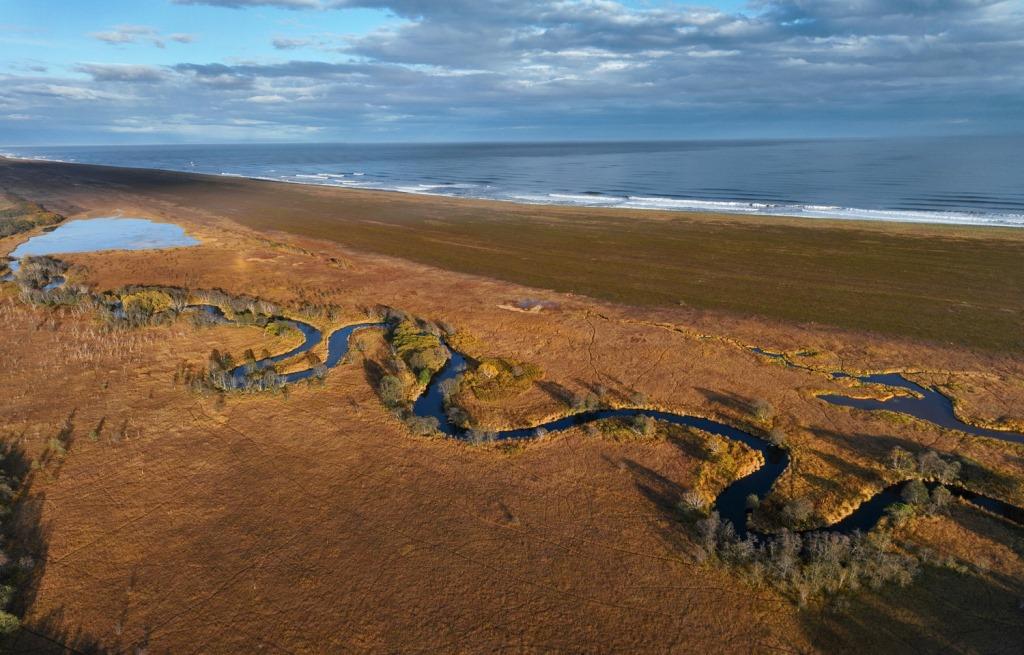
[
  {"left": 2, "top": 152, "right": 1021, "bottom": 231},
  {"left": 2, "top": 155, "right": 1023, "bottom": 350}
]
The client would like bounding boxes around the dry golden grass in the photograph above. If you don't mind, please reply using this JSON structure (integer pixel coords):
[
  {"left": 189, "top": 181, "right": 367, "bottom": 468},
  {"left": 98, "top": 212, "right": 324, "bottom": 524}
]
[{"left": 0, "top": 170, "right": 1022, "bottom": 652}]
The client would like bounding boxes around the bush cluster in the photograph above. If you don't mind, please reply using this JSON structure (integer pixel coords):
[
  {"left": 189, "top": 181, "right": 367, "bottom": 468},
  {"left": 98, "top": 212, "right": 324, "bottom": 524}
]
[
  {"left": 887, "top": 446, "right": 961, "bottom": 483},
  {"left": 0, "top": 195, "right": 63, "bottom": 238},
  {"left": 389, "top": 318, "right": 447, "bottom": 385},
  {"left": 191, "top": 289, "right": 279, "bottom": 322},
  {"left": 176, "top": 348, "right": 285, "bottom": 394},
  {"left": 696, "top": 513, "right": 918, "bottom": 606},
  {"left": 885, "top": 480, "right": 954, "bottom": 526},
  {"left": 464, "top": 357, "right": 543, "bottom": 402}
]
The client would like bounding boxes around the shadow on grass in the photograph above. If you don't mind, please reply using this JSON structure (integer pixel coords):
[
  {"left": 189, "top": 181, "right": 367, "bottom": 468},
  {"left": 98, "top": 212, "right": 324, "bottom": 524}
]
[
  {"left": 802, "top": 564, "right": 1024, "bottom": 654},
  {"left": 695, "top": 387, "right": 756, "bottom": 417},
  {"left": 536, "top": 380, "right": 576, "bottom": 407},
  {"left": 1, "top": 439, "right": 108, "bottom": 654},
  {"left": 610, "top": 455, "right": 698, "bottom": 560},
  {"left": 611, "top": 435, "right": 1024, "bottom": 653}
]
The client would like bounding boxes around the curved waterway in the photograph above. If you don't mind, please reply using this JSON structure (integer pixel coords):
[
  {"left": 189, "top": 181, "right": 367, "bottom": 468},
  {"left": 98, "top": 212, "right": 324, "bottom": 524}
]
[
  {"left": 408, "top": 349, "right": 1024, "bottom": 539},
  {"left": 752, "top": 348, "right": 1024, "bottom": 445},
  {"left": 4, "top": 259, "right": 1021, "bottom": 538},
  {"left": 182, "top": 304, "right": 384, "bottom": 386}
]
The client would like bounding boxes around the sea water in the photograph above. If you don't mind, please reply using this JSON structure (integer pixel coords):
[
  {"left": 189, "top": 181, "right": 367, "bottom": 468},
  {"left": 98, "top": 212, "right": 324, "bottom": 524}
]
[{"left": 4, "top": 136, "right": 1023, "bottom": 227}]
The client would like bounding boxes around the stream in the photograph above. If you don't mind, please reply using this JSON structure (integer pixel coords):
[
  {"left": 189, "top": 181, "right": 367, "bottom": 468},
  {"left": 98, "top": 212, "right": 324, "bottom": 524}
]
[
  {"left": 3, "top": 220, "right": 1022, "bottom": 540},
  {"left": 753, "top": 348, "right": 1024, "bottom": 445}
]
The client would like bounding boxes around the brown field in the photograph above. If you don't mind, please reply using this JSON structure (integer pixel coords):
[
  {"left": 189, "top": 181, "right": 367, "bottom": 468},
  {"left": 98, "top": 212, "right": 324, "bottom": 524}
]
[
  {"left": 1, "top": 159, "right": 1023, "bottom": 653},
  {"left": 2, "top": 158, "right": 1023, "bottom": 351}
]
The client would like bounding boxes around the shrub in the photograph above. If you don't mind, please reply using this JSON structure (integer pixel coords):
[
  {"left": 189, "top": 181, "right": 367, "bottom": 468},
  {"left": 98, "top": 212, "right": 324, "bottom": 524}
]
[
  {"left": 439, "top": 376, "right": 462, "bottom": 404},
  {"left": 0, "top": 195, "right": 63, "bottom": 238},
  {"left": 699, "top": 519, "right": 918, "bottom": 605},
  {"left": 465, "top": 358, "right": 543, "bottom": 402},
  {"left": 781, "top": 497, "right": 814, "bottom": 528},
  {"left": 417, "top": 368, "right": 433, "bottom": 386},
  {"left": 630, "top": 414, "right": 656, "bottom": 437},
  {"left": 466, "top": 429, "right": 497, "bottom": 444},
  {"left": 929, "top": 484, "right": 953, "bottom": 511},
  {"left": 378, "top": 375, "right": 406, "bottom": 408},
  {"left": 888, "top": 447, "right": 961, "bottom": 483},
  {"left": 901, "top": 479, "right": 930, "bottom": 506},
  {"left": 629, "top": 390, "right": 648, "bottom": 405},
  {"left": 572, "top": 392, "right": 601, "bottom": 411},
  {"left": 767, "top": 427, "right": 788, "bottom": 447},
  {"left": 680, "top": 490, "right": 707, "bottom": 512},
  {"left": 917, "top": 450, "right": 960, "bottom": 483},
  {"left": 14, "top": 255, "right": 67, "bottom": 293},
  {"left": 265, "top": 321, "right": 298, "bottom": 338},
  {"left": 886, "top": 502, "right": 916, "bottom": 527},
  {"left": 887, "top": 446, "right": 915, "bottom": 473},
  {"left": 704, "top": 436, "right": 725, "bottom": 459},
  {"left": 753, "top": 400, "right": 773, "bottom": 422},
  {"left": 446, "top": 405, "right": 471, "bottom": 427},
  {"left": 0, "top": 611, "right": 18, "bottom": 636},
  {"left": 122, "top": 290, "right": 172, "bottom": 315},
  {"left": 405, "top": 415, "right": 440, "bottom": 436},
  {"left": 408, "top": 347, "right": 448, "bottom": 376}
]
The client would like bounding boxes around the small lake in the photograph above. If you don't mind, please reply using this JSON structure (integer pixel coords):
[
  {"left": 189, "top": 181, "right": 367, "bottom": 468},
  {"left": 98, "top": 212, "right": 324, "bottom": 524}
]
[{"left": 8, "top": 217, "right": 199, "bottom": 263}]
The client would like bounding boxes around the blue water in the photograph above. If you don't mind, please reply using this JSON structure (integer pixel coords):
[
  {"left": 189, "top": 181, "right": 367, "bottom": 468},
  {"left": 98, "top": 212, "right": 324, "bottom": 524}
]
[
  {"left": 9, "top": 217, "right": 199, "bottom": 260},
  {"left": 820, "top": 376, "right": 1024, "bottom": 445},
  {"left": 750, "top": 348, "right": 1024, "bottom": 445},
  {"left": 4, "top": 137, "right": 1024, "bottom": 227}
]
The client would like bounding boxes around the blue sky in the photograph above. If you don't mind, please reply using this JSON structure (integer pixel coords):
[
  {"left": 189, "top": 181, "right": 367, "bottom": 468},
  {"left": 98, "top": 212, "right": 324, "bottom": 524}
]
[{"left": 1, "top": 0, "right": 1022, "bottom": 144}]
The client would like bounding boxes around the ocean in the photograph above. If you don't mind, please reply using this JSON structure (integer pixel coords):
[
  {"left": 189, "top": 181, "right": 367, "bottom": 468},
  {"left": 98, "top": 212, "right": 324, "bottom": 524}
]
[{"left": 4, "top": 136, "right": 1023, "bottom": 227}]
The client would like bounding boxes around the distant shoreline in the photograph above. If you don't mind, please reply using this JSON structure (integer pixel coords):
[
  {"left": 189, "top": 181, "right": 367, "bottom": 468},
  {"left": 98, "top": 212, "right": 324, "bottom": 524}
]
[
  {"left": 3, "top": 140, "right": 1022, "bottom": 229},
  {"left": 3, "top": 154, "right": 1023, "bottom": 238},
  {"left": 3, "top": 154, "right": 1023, "bottom": 351}
]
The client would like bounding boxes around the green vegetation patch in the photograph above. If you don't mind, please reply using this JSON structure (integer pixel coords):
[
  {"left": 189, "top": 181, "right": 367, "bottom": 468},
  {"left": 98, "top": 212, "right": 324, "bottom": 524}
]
[
  {"left": 122, "top": 290, "right": 173, "bottom": 316},
  {"left": 464, "top": 357, "right": 543, "bottom": 401},
  {"left": 0, "top": 194, "right": 63, "bottom": 238},
  {"left": 265, "top": 320, "right": 299, "bottom": 339},
  {"left": 390, "top": 319, "right": 447, "bottom": 385}
]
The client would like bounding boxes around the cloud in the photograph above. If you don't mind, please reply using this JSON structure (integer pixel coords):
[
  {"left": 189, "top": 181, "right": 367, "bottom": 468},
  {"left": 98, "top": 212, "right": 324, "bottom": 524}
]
[
  {"left": 272, "top": 37, "right": 312, "bottom": 49},
  {"left": 4, "top": 0, "right": 1023, "bottom": 143},
  {"left": 25, "top": 84, "right": 131, "bottom": 102},
  {"left": 75, "top": 64, "right": 169, "bottom": 83},
  {"left": 91, "top": 24, "right": 196, "bottom": 48},
  {"left": 247, "top": 94, "right": 288, "bottom": 103}
]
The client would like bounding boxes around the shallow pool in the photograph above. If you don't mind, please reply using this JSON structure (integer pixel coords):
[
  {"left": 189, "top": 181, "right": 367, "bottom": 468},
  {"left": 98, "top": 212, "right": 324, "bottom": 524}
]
[{"left": 9, "top": 217, "right": 199, "bottom": 262}]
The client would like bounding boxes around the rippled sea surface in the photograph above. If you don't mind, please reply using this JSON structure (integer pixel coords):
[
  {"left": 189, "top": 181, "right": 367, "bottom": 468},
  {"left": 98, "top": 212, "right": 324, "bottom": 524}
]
[{"left": 6, "top": 136, "right": 1023, "bottom": 227}]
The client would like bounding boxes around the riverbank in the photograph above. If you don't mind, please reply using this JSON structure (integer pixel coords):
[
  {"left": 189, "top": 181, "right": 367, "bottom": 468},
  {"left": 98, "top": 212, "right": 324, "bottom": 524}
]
[{"left": 2, "top": 156, "right": 1023, "bottom": 351}]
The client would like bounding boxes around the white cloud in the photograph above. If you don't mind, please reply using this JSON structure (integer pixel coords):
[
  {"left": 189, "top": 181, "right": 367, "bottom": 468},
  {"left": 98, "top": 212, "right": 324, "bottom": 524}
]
[
  {"left": 91, "top": 24, "right": 196, "bottom": 48},
  {"left": 247, "top": 94, "right": 288, "bottom": 103}
]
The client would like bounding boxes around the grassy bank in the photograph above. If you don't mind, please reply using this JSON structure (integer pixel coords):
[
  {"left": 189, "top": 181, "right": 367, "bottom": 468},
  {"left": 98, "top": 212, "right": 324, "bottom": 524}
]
[{"left": 2, "top": 158, "right": 1022, "bottom": 350}]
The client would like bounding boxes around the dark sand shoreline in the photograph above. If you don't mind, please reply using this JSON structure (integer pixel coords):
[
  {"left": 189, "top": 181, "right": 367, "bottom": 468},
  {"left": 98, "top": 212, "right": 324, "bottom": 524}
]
[
  {"left": 2, "top": 156, "right": 1023, "bottom": 350},
  {"left": 7, "top": 153, "right": 1024, "bottom": 235}
]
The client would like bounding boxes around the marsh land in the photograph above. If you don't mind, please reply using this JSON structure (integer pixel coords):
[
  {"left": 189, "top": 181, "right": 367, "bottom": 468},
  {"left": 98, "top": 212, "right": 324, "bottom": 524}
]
[{"left": 0, "top": 157, "right": 1022, "bottom": 654}]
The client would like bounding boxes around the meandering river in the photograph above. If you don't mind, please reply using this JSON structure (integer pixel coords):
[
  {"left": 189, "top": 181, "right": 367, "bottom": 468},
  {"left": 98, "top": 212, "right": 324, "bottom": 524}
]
[{"left": 4, "top": 219, "right": 1022, "bottom": 539}]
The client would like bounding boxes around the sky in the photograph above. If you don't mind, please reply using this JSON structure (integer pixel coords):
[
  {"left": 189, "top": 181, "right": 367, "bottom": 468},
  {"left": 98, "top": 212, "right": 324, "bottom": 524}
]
[{"left": 0, "top": 0, "right": 1022, "bottom": 145}]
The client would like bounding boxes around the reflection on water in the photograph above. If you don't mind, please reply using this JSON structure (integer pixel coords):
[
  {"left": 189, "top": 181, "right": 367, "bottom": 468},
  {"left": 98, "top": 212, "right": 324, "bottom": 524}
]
[{"left": 9, "top": 217, "right": 198, "bottom": 263}]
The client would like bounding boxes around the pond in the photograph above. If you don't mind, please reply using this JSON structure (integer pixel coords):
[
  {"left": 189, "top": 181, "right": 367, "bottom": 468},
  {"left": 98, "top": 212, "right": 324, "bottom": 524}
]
[{"left": 8, "top": 217, "right": 199, "bottom": 267}]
